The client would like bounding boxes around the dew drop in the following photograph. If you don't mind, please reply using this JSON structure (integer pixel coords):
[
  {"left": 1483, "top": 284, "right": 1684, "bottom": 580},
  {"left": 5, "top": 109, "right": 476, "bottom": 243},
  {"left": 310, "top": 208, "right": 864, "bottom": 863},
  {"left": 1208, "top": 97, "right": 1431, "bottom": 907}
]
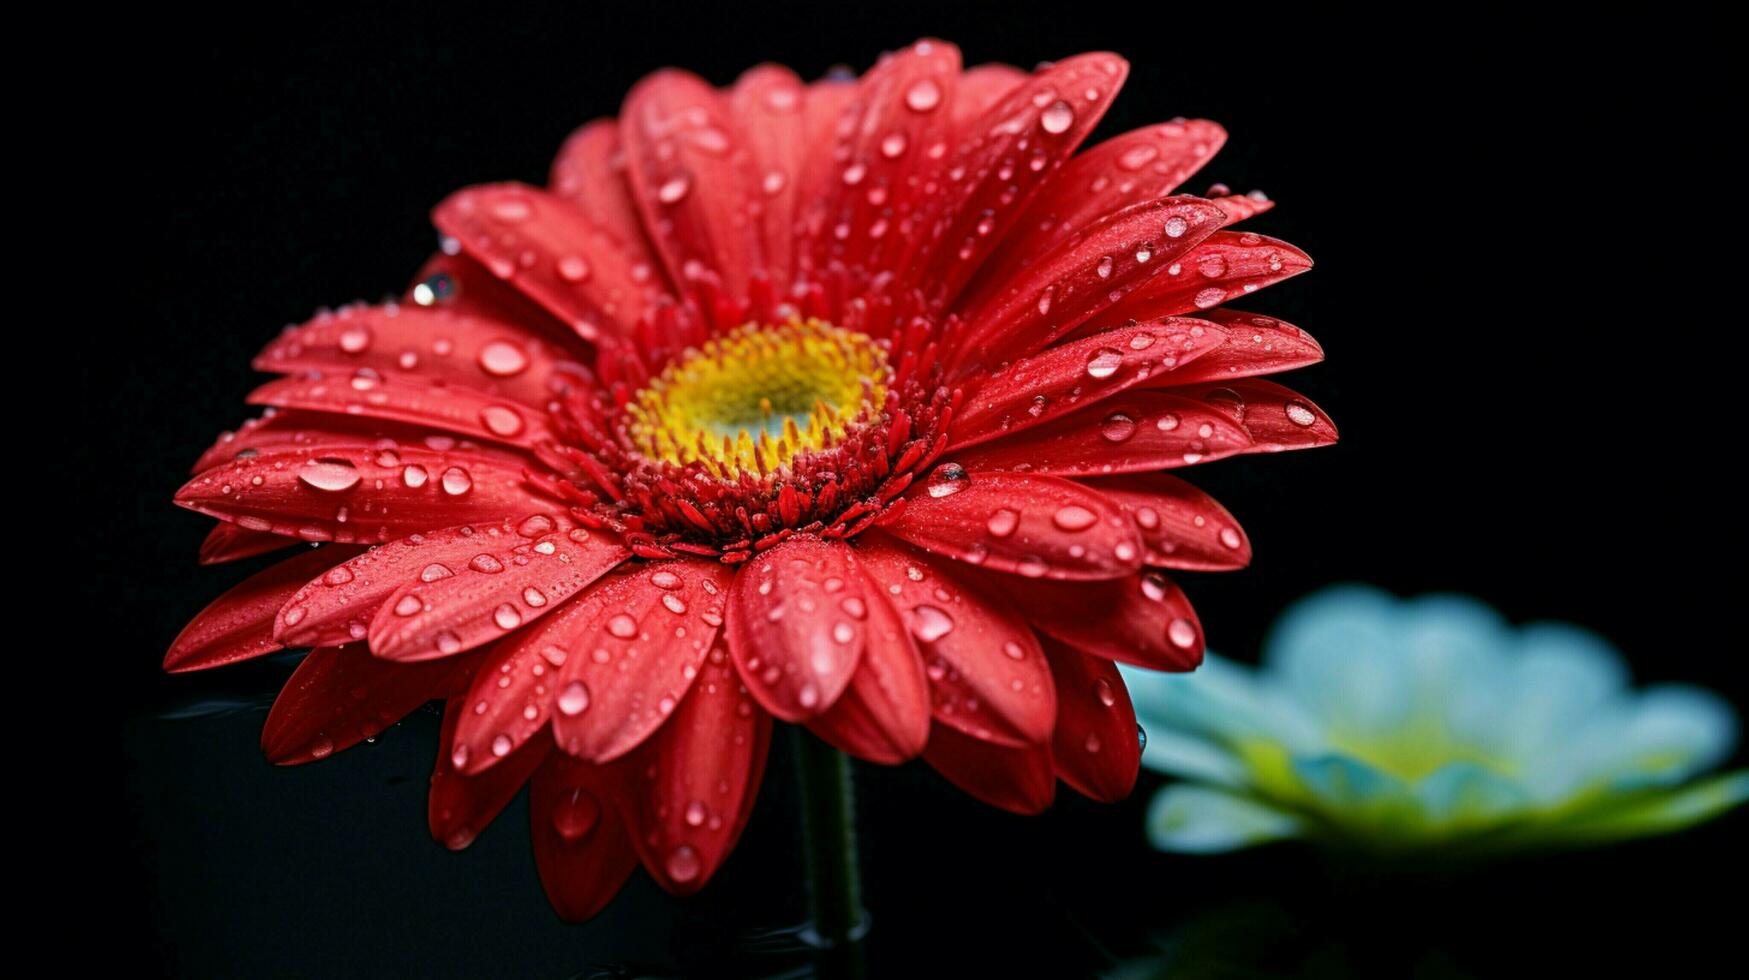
[
  {"left": 558, "top": 680, "right": 591, "bottom": 716},
  {"left": 1040, "top": 100, "right": 1075, "bottom": 134},
  {"left": 1285, "top": 401, "right": 1318, "bottom": 427},
  {"left": 441, "top": 467, "right": 473, "bottom": 496},
  {"left": 298, "top": 458, "right": 361, "bottom": 492},
  {"left": 657, "top": 174, "right": 692, "bottom": 204},
  {"left": 552, "top": 790, "right": 599, "bottom": 842},
  {"left": 480, "top": 405, "right": 524, "bottom": 437},
  {"left": 402, "top": 464, "right": 429, "bottom": 488},
  {"left": 925, "top": 461, "right": 970, "bottom": 498},
  {"left": 478, "top": 341, "right": 529, "bottom": 377},
  {"left": 1167, "top": 618, "right": 1199, "bottom": 649},
  {"left": 904, "top": 78, "right": 942, "bottom": 112},
  {"left": 911, "top": 605, "right": 955, "bottom": 642},
  {"left": 666, "top": 845, "right": 702, "bottom": 883},
  {"left": 986, "top": 508, "right": 1020, "bottom": 538},
  {"left": 1052, "top": 505, "right": 1097, "bottom": 531},
  {"left": 1086, "top": 348, "right": 1123, "bottom": 379},
  {"left": 607, "top": 614, "right": 638, "bottom": 639},
  {"left": 1100, "top": 413, "right": 1137, "bottom": 442}
]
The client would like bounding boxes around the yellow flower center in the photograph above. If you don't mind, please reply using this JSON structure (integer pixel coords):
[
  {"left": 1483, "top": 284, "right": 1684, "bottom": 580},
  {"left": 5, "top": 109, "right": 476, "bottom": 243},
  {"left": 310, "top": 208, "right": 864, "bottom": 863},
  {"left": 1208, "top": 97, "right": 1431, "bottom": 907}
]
[{"left": 624, "top": 319, "right": 890, "bottom": 476}]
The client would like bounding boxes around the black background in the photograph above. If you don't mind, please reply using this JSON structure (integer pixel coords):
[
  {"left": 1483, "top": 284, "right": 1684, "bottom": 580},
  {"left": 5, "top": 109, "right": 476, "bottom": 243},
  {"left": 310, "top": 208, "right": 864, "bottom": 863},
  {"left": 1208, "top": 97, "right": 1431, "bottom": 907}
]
[{"left": 94, "top": 3, "right": 1743, "bottom": 976}]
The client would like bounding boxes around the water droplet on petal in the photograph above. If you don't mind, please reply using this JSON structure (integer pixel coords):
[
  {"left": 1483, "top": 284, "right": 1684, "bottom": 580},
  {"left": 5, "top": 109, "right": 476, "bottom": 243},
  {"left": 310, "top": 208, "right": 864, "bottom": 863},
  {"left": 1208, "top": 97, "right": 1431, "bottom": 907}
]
[
  {"left": 657, "top": 174, "right": 691, "bottom": 204},
  {"left": 911, "top": 605, "right": 954, "bottom": 642},
  {"left": 558, "top": 680, "right": 591, "bottom": 716},
  {"left": 441, "top": 467, "right": 473, "bottom": 495},
  {"left": 1086, "top": 348, "right": 1123, "bottom": 379},
  {"left": 905, "top": 78, "right": 942, "bottom": 112},
  {"left": 926, "top": 461, "right": 970, "bottom": 498},
  {"left": 1040, "top": 100, "right": 1075, "bottom": 134},
  {"left": 298, "top": 458, "right": 361, "bottom": 492},
  {"left": 1167, "top": 618, "right": 1199, "bottom": 649},
  {"left": 1285, "top": 401, "right": 1318, "bottom": 426},
  {"left": 493, "top": 604, "right": 522, "bottom": 630},
  {"left": 607, "top": 614, "right": 638, "bottom": 639},
  {"left": 1100, "top": 414, "right": 1137, "bottom": 442},
  {"left": 666, "top": 845, "right": 702, "bottom": 883},
  {"left": 987, "top": 508, "right": 1019, "bottom": 538},
  {"left": 1052, "top": 505, "right": 1097, "bottom": 531},
  {"left": 478, "top": 341, "right": 529, "bottom": 377}
]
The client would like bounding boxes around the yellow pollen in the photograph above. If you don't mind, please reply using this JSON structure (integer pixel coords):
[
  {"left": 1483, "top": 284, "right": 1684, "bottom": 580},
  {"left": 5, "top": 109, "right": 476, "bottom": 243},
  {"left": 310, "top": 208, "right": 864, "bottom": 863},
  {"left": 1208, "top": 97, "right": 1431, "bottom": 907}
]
[{"left": 625, "top": 319, "right": 890, "bottom": 474}]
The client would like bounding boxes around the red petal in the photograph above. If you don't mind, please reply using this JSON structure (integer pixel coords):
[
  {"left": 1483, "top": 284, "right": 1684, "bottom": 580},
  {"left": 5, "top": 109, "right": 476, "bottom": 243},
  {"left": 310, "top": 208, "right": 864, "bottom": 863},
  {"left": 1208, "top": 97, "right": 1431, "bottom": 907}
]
[
  {"left": 164, "top": 545, "right": 364, "bottom": 673},
  {"left": 1147, "top": 308, "right": 1324, "bottom": 384},
  {"left": 949, "top": 390, "right": 1252, "bottom": 476},
  {"left": 949, "top": 317, "right": 1227, "bottom": 450},
  {"left": 997, "top": 571, "right": 1204, "bottom": 670},
  {"left": 198, "top": 523, "right": 296, "bottom": 565},
  {"left": 367, "top": 527, "right": 631, "bottom": 662},
  {"left": 177, "top": 444, "right": 558, "bottom": 545},
  {"left": 989, "top": 120, "right": 1229, "bottom": 271},
  {"left": 948, "top": 64, "right": 1026, "bottom": 130},
  {"left": 260, "top": 646, "right": 468, "bottom": 765},
  {"left": 728, "top": 65, "right": 809, "bottom": 286},
  {"left": 253, "top": 303, "right": 588, "bottom": 408},
  {"left": 1153, "top": 379, "right": 1338, "bottom": 453},
  {"left": 884, "top": 470, "right": 1141, "bottom": 581},
  {"left": 406, "top": 251, "right": 570, "bottom": 331},
  {"left": 276, "top": 518, "right": 571, "bottom": 647},
  {"left": 805, "top": 566, "right": 930, "bottom": 764},
  {"left": 539, "top": 560, "right": 734, "bottom": 762},
  {"left": 901, "top": 53, "right": 1130, "bottom": 307},
  {"left": 1080, "top": 473, "right": 1251, "bottom": 571},
  {"left": 623, "top": 642, "right": 771, "bottom": 895},
  {"left": 431, "top": 183, "right": 660, "bottom": 343},
  {"left": 951, "top": 197, "right": 1227, "bottom": 371},
  {"left": 923, "top": 723, "right": 1056, "bottom": 815},
  {"left": 428, "top": 699, "right": 551, "bottom": 850},
  {"left": 855, "top": 536, "right": 1056, "bottom": 747},
  {"left": 193, "top": 410, "right": 532, "bottom": 477},
  {"left": 548, "top": 119, "right": 661, "bottom": 272},
  {"left": 621, "top": 70, "right": 764, "bottom": 306},
  {"left": 1210, "top": 192, "right": 1275, "bottom": 224},
  {"left": 1103, "top": 230, "right": 1313, "bottom": 323},
  {"left": 1045, "top": 639, "right": 1141, "bottom": 802},
  {"left": 726, "top": 536, "right": 870, "bottom": 722},
  {"left": 247, "top": 374, "right": 555, "bottom": 450},
  {"left": 528, "top": 753, "right": 640, "bottom": 922},
  {"left": 801, "top": 40, "right": 962, "bottom": 279}
]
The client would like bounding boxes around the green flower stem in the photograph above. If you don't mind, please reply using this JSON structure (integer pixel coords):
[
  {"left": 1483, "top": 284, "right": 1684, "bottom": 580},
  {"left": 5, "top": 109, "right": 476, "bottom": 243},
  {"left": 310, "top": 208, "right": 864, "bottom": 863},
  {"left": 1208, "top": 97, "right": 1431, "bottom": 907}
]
[{"left": 791, "top": 727, "right": 868, "bottom": 979}]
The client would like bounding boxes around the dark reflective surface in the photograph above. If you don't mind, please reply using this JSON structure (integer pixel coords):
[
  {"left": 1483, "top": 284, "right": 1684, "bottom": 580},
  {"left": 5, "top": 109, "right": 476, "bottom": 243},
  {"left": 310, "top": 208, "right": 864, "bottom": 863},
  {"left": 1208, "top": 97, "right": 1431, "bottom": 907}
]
[{"left": 101, "top": 5, "right": 1742, "bottom": 976}]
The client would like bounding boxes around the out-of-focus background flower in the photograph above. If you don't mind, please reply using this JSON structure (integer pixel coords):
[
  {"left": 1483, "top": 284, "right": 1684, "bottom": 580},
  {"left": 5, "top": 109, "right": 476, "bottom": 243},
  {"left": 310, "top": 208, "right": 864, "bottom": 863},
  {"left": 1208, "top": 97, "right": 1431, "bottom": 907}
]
[
  {"left": 1127, "top": 587, "right": 1746, "bottom": 855},
  {"left": 89, "top": 3, "right": 1743, "bottom": 977}
]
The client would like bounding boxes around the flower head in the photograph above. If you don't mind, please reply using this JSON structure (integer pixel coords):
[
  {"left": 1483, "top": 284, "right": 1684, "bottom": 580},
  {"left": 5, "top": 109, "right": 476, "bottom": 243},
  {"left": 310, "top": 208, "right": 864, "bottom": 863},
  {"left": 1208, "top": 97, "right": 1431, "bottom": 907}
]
[
  {"left": 168, "top": 39, "right": 1333, "bottom": 918},
  {"left": 1125, "top": 586, "right": 1748, "bottom": 856}
]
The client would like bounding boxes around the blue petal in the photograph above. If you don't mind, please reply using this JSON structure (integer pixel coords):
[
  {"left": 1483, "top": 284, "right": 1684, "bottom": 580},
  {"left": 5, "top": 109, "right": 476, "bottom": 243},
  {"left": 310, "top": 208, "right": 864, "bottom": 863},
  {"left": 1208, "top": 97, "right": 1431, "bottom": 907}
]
[
  {"left": 1289, "top": 754, "right": 1415, "bottom": 824},
  {"left": 1121, "top": 656, "right": 1322, "bottom": 754},
  {"left": 1145, "top": 784, "right": 1306, "bottom": 853},
  {"left": 1266, "top": 585, "right": 1416, "bottom": 734},
  {"left": 1535, "top": 770, "right": 1749, "bottom": 844},
  {"left": 1415, "top": 762, "right": 1531, "bottom": 828},
  {"left": 1140, "top": 730, "right": 1250, "bottom": 786}
]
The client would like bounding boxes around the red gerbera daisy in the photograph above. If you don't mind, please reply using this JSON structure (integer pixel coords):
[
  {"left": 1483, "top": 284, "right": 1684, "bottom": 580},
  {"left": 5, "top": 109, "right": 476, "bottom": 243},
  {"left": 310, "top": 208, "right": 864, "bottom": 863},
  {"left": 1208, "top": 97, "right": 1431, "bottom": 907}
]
[{"left": 167, "top": 39, "right": 1333, "bottom": 921}]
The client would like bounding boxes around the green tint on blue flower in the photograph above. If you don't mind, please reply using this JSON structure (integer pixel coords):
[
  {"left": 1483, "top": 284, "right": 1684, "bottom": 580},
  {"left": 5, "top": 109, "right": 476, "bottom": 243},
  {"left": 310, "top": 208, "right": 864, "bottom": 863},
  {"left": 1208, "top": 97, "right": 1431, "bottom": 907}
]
[{"left": 1122, "top": 586, "right": 1748, "bottom": 854}]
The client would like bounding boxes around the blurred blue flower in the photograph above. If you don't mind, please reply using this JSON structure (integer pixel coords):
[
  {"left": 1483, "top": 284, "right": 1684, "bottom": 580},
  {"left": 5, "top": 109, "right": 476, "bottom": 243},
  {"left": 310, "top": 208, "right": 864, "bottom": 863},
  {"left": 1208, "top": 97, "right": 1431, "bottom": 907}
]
[{"left": 1122, "top": 586, "right": 1748, "bottom": 854}]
